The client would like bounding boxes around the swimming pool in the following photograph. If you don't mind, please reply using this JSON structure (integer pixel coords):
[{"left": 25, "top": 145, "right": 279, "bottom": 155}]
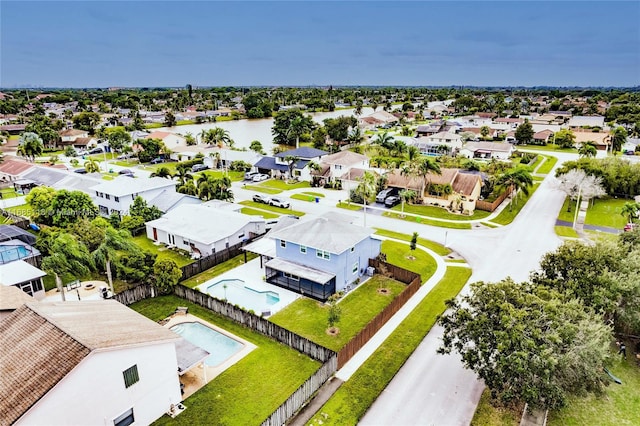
[
  {"left": 206, "top": 279, "right": 280, "bottom": 313},
  {"left": 0, "top": 245, "right": 31, "bottom": 264},
  {"left": 170, "top": 322, "right": 244, "bottom": 366}
]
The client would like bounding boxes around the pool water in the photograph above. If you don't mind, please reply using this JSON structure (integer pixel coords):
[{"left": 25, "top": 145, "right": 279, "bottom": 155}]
[
  {"left": 206, "top": 279, "right": 280, "bottom": 313},
  {"left": 170, "top": 322, "right": 244, "bottom": 366},
  {"left": 0, "top": 245, "right": 31, "bottom": 264}
]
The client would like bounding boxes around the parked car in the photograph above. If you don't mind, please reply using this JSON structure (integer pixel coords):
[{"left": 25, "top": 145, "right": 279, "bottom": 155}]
[
  {"left": 73, "top": 168, "right": 87, "bottom": 174},
  {"left": 269, "top": 197, "right": 290, "bottom": 209},
  {"left": 88, "top": 147, "right": 104, "bottom": 154},
  {"left": 191, "top": 164, "right": 209, "bottom": 172},
  {"left": 119, "top": 169, "right": 134, "bottom": 176},
  {"left": 117, "top": 153, "right": 133, "bottom": 160},
  {"left": 244, "top": 171, "right": 259, "bottom": 180},
  {"left": 384, "top": 195, "right": 401, "bottom": 207},
  {"left": 253, "top": 194, "right": 271, "bottom": 204},
  {"left": 376, "top": 187, "right": 399, "bottom": 203},
  {"left": 252, "top": 173, "right": 269, "bottom": 182},
  {"left": 150, "top": 157, "right": 164, "bottom": 164}
]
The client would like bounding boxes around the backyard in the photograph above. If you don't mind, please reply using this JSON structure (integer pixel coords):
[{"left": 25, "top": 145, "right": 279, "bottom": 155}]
[
  {"left": 129, "top": 296, "right": 320, "bottom": 425},
  {"left": 131, "top": 235, "right": 193, "bottom": 268}
]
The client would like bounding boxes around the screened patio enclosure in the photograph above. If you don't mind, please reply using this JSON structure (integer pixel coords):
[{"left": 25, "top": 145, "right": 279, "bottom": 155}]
[{"left": 265, "top": 258, "right": 336, "bottom": 302}]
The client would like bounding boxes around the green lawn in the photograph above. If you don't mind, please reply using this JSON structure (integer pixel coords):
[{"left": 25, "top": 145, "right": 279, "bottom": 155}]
[
  {"left": 559, "top": 197, "right": 631, "bottom": 229},
  {"left": 269, "top": 275, "right": 406, "bottom": 351},
  {"left": 381, "top": 239, "right": 438, "bottom": 282},
  {"left": 238, "top": 200, "right": 305, "bottom": 217},
  {"left": 113, "top": 160, "right": 140, "bottom": 167},
  {"left": 240, "top": 207, "right": 279, "bottom": 219},
  {"left": 520, "top": 144, "right": 577, "bottom": 154},
  {"left": 243, "top": 185, "right": 283, "bottom": 194},
  {"left": 481, "top": 222, "right": 500, "bottom": 228},
  {"left": 130, "top": 295, "right": 320, "bottom": 426},
  {"left": 489, "top": 184, "right": 540, "bottom": 226},
  {"left": 5, "top": 203, "right": 33, "bottom": 218},
  {"left": 336, "top": 202, "right": 363, "bottom": 211},
  {"left": 536, "top": 155, "right": 558, "bottom": 175},
  {"left": 471, "top": 389, "right": 521, "bottom": 426},
  {"left": 0, "top": 188, "right": 20, "bottom": 199},
  {"left": 256, "top": 179, "right": 311, "bottom": 190},
  {"left": 291, "top": 192, "right": 325, "bottom": 202},
  {"left": 555, "top": 226, "right": 579, "bottom": 238},
  {"left": 308, "top": 266, "right": 472, "bottom": 425},
  {"left": 383, "top": 211, "right": 473, "bottom": 229},
  {"left": 197, "top": 170, "right": 244, "bottom": 182},
  {"left": 181, "top": 252, "right": 258, "bottom": 288},
  {"left": 374, "top": 228, "right": 451, "bottom": 256},
  {"left": 87, "top": 152, "right": 118, "bottom": 161},
  {"left": 391, "top": 203, "right": 491, "bottom": 221},
  {"left": 131, "top": 235, "right": 193, "bottom": 267}
]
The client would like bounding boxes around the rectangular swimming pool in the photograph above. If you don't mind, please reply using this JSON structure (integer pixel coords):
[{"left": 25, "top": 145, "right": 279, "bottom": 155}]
[
  {"left": 170, "top": 321, "right": 244, "bottom": 367},
  {"left": 206, "top": 279, "right": 280, "bottom": 313}
]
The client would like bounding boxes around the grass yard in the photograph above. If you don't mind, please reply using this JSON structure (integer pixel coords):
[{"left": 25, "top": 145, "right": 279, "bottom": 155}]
[
  {"left": 555, "top": 226, "right": 579, "bottom": 238},
  {"left": 131, "top": 235, "right": 193, "bottom": 267},
  {"left": 257, "top": 179, "right": 311, "bottom": 190},
  {"left": 5, "top": 203, "right": 33, "bottom": 218},
  {"left": 180, "top": 252, "right": 258, "bottom": 288},
  {"left": 585, "top": 198, "right": 630, "bottom": 229},
  {"left": 336, "top": 202, "right": 362, "bottom": 211},
  {"left": 391, "top": 203, "right": 491, "bottom": 221},
  {"left": 238, "top": 200, "right": 305, "bottom": 217},
  {"left": 471, "top": 389, "right": 521, "bottom": 426},
  {"left": 291, "top": 192, "right": 325, "bottom": 202},
  {"left": 481, "top": 222, "right": 500, "bottom": 228},
  {"left": 520, "top": 144, "right": 577, "bottom": 154},
  {"left": 0, "top": 188, "right": 20, "bottom": 199},
  {"left": 374, "top": 228, "right": 451, "bottom": 256},
  {"left": 308, "top": 266, "right": 472, "bottom": 425},
  {"left": 381, "top": 239, "right": 438, "bottom": 282},
  {"left": 535, "top": 154, "right": 559, "bottom": 175},
  {"left": 240, "top": 207, "right": 279, "bottom": 219},
  {"left": 129, "top": 295, "right": 320, "bottom": 426},
  {"left": 242, "top": 185, "right": 282, "bottom": 194},
  {"left": 383, "top": 211, "right": 473, "bottom": 229},
  {"left": 269, "top": 275, "right": 406, "bottom": 351},
  {"left": 490, "top": 183, "right": 540, "bottom": 226},
  {"left": 199, "top": 170, "right": 244, "bottom": 182}
]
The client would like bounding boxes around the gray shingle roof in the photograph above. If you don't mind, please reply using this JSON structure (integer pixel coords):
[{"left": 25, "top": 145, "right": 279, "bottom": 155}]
[
  {"left": 90, "top": 176, "right": 176, "bottom": 197},
  {"left": 274, "top": 147, "right": 327, "bottom": 159}
]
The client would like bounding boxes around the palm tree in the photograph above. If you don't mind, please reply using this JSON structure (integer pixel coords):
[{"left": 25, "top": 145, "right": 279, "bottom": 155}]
[
  {"left": 174, "top": 167, "right": 193, "bottom": 186},
  {"left": 209, "top": 151, "right": 221, "bottom": 169},
  {"left": 93, "top": 227, "right": 135, "bottom": 295},
  {"left": 284, "top": 155, "right": 299, "bottom": 180},
  {"left": 399, "top": 189, "right": 416, "bottom": 217},
  {"left": 354, "top": 100, "right": 363, "bottom": 117},
  {"left": 578, "top": 141, "right": 597, "bottom": 158},
  {"left": 17, "top": 132, "right": 44, "bottom": 162},
  {"left": 202, "top": 127, "right": 232, "bottom": 148},
  {"left": 354, "top": 171, "right": 378, "bottom": 226},
  {"left": 287, "top": 117, "right": 307, "bottom": 149},
  {"left": 151, "top": 166, "right": 173, "bottom": 178},
  {"left": 620, "top": 202, "right": 640, "bottom": 224},
  {"left": 347, "top": 126, "right": 365, "bottom": 145},
  {"left": 373, "top": 131, "right": 394, "bottom": 151},
  {"left": 178, "top": 181, "right": 198, "bottom": 196},
  {"left": 495, "top": 168, "right": 534, "bottom": 211},
  {"left": 84, "top": 158, "right": 100, "bottom": 173},
  {"left": 610, "top": 126, "right": 628, "bottom": 153},
  {"left": 417, "top": 157, "right": 441, "bottom": 198},
  {"left": 41, "top": 233, "right": 93, "bottom": 302}
]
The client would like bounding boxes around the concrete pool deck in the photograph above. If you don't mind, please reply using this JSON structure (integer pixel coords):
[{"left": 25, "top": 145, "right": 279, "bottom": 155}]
[
  {"left": 195, "top": 257, "right": 300, "bottom": 316},
  {"left": 165, "top": 313, "right": 257, "bottom": 399}
]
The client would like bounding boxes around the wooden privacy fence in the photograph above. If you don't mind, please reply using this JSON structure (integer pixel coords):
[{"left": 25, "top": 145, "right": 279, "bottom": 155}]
[
  {"left": 476, "top": 187, "right": 512, "bottom": 212},
  {"left": 0, "top": 208, "right": 30, "bottom": 229},
  {"left": 112, "top": 284, "right": 157, "bottom": 305},
  {"left": 261, "top": 356, "right": 337, "bottom": 426},
  {"left": 180, "top": 236, "right": 259, "bottom": 280},
  {"left": 336, "top": 260, "right": 421, "bottom": 368}
]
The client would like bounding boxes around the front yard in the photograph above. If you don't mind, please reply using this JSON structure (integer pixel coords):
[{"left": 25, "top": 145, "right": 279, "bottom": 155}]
[
  {"left": 390, "top": 203, "right": 491, "bottom": 221},
  {"left": 557, "top": 197, "right": 631, "bottom": 230},
  {"left": 129, "top": 296, "right": 320, "bottom": 425}
]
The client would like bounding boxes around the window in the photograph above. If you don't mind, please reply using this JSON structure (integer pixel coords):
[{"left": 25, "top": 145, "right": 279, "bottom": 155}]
[
  {"left": 99, "top": 205, "right": 109, "bottom": 215},
  {"left": 335, "top": 164, "right": 343, "bottom": 170},
  {"left": 114, "top": 408, "right": 135, "bottom": 426},
  {"left": 114, "top": 196, "right": 120, "bottom": 202},
  {"left": 353, "top": 262, "right": 359, "bottom": 274},
  {"left": 122, "top": 365, "right": 139, "bottom": 388},
  {"left": 95, "top": 191, "right": 100, "bottom": 197},
  {"left": 300, "top": 245, "right": 307, "bottom": 254},
  {"left": 350, "top": 247, "right": 355, "bottom": 253},
  {"left": 316, "top": 249, "right": 330, "bottom": 260},
  {"left": 280, "top": 240, "right": 286, "bottom": 248},
  {"left": 105, "top": 194, "right": 111, "bottom": 200},
  {"left": 284, "top": 272, "right": 300, "bottom": 281}
]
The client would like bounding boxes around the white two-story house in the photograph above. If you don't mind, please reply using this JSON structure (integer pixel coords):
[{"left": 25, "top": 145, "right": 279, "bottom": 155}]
[
  {"left": 90, "top": 176, "right": 177, "bottom": 217},
  {"left": 0, "top": 300, "right": 182, "bottom": 426}
]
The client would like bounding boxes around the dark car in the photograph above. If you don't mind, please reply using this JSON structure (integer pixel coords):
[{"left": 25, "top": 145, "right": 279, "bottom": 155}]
[
  {"left": 73, "top": 168, "right": 88, "bottom": 174},
  {"left": 384, "top": 195, "right": 401, "bottom": 207},
  {"left": 119, "top": 169, "right": 134, "bottom": 176},
  {"left": 150, "top": 157, "right": 164, "bottom": 164},
  {"left": 253, "top": 194, "right": 271, "bottom": 204}
]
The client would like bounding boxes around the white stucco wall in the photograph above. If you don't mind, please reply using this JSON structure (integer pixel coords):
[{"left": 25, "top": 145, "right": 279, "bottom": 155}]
[{"left": 17, "top": 342, "right": 181, "bottom": 426}]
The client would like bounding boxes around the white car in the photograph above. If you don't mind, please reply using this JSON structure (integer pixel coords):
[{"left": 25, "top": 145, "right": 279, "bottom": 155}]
[{"left": 252, "top": 174, "right": 269, "bottom": 182}]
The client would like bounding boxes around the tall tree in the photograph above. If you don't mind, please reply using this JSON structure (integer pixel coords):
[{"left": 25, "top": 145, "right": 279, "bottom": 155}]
[
  {"left": 439, "top": 278, "right": 611, "bottom": 410},
  {"left": 153, "top": 259, "right": 183, "bottom": 294},
  {"left": 41, "top": 233, "right": 94, "bottom": 302},
  {"left": 578, "top": 141, "right": 597, "bottom": 158},
  {"left": 610, "top": 126, "right": 627, "bottom": 153},
  {"left": 164, "top": 111, "right": 176, "bottom": 127},
  {"left": 272, "top": 108, "right": 315, "bottom": 146},
  {"left": 49, "top": 189, "right": 99, "bottom": 227},
  {"left": 284, "top": 155, "right": 299, "bottom": 180},
  {"left": 495, "top": 168, "right": 533, "bottom": 210},
  {"left": 353, "top": 171, "right": 378, "bottom": 226},
  {"left": 17, "top": 132, "right": 44, "bottom": 162},
  {"left": 417, "top": 157, "right": 442, "bottom": 198},
  {"left": 201, "top": 127, "right": 232, "bottom": 147},
  {"left": 553, "top": 129, "right": 576, "bottom": 149},
  {"left": 621, "top": 201, "right": 640, "bottom": 224},
  {"left": 514, "top": 119, "right": 534, "bottom": 145},
  {"left": 107, "top": 127, "right": 131, "bottom": 152},
  {"left": 72, "top": 111, "right": 100, "bottom": 134},
  {"left": 93, "top": 227, "right": 136, "bottom": 295},
  {"left": 250, "top": 140, "right": 265, "bottom": 154}
]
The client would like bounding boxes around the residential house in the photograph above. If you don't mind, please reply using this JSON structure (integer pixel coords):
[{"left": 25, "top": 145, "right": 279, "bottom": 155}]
[
  {"left": 459, "top": 141, "right": 515, "bottom": 160},
  {"left": 0, "top": 260, "right": 46, "bottom": 300},
  {"left": 415, "top": 121, "right": 446, "bottom": 137},
  {"left": 248, "top": 213, "right": 381, "bottom": 301},
  {"left": 573, "top": 130, "right": 611, "bottom": 151},
  {"left": 357, "top": 110, "right": 399, "bottom": 129},
  {"left": 13, "top": 166, "right": 103, "bottom": 196},
  {"left": 90, "top": 176, "right": 177, "bottom": 217},
  {"left": 494, "top": 117, "right": 524, "bottom": 128},
  {"left": 411, "top": 131, "right": 463, "bottom": 156},
  {"left": 0, "top": 159, "right": 34, "bottom": 183},
  {"left": 312, "top": 150, "right": 369, "bottom": 186},
  {"left": 567, "top": 115, "right": 605, "bottom": 129},
  {"left": 533, "top": 129, "right": 554, "bottom": 145},
  {"left": 386, "top": 168, "right": 483, "bottom": 214},
  {"left": 0, "top": 300, "right": 183, "bottom": 425},
  {"left": 145, "top": 203, "right": 266, "bottom": 257},
  {"left": 59, "top": 128, "right": 89, "bottom": 144},
  {"left": 146, "top": 131, "right": 186, "bottom": 150},
  {"left": 0, "top": 124, "right": 26, "bottom": 134},
  {"left": 146, "top": 190, "right": 201, "bottom": 213},
  {"left": 254, "top": 147, "right": 328, "bottom": 181}
]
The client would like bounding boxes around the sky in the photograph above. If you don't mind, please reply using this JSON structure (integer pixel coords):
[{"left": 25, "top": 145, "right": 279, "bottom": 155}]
[{"left": 1, "top": 1, "right": 639, "bottom": 88}]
